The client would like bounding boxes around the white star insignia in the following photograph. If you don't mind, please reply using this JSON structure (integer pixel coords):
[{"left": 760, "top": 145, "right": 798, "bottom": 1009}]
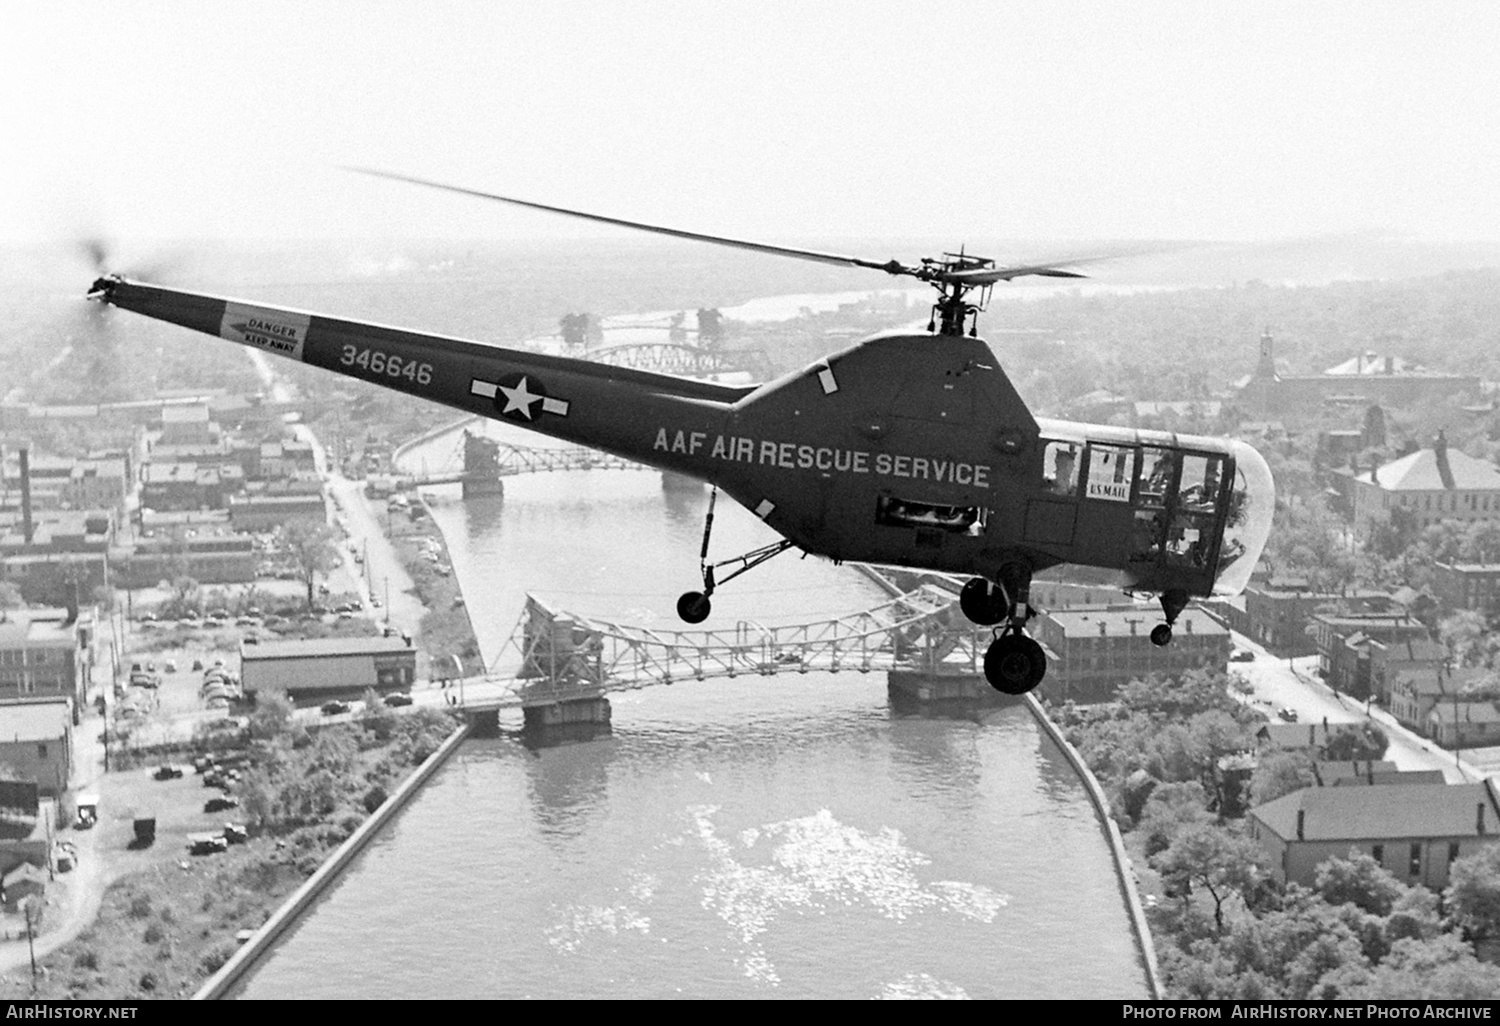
[{"left": 497, "top": 376, "right": 542, "bottom": 419}]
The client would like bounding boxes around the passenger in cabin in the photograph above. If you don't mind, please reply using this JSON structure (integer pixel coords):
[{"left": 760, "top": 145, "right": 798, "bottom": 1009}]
[{"left": 1045, "top": 443, "right": 1078, "bottom": 496}]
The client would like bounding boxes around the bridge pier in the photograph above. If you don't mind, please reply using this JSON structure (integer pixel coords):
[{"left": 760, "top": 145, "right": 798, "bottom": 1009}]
[
  {"left": 523, "top": 695, "right": 612, "bottom": 729},
  {"left": 660, "top": 471, "right": 704, "bottom": 493},
  {"left": 522, "top": 696, "right": 612, "bottom": 744},
  {"left": 887, "top": 668, "right": 1010, "bottom": 708},
  {"left": 463, "top": 707, "right": 503, "bottom": 737}
]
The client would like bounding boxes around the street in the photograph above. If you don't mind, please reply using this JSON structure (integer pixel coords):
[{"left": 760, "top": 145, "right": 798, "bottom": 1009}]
[{"left": 1229, "top": 632, "right": 1494, "bottom": 784}]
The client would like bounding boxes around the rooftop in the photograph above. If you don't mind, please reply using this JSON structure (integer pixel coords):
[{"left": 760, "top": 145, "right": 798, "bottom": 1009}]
[
  {"left": 1253, "top": 781, "right": 1500, "bottom": 842},
  {"left": 0, "top": 700, "right": 71, "bottom": 742},
  {"left": 1043, "top": 605, "right": 1227, "bottom": 637},
  {"left": 0, "top": 610, "right": 83, "bottom": 650},
  {"left": 1356, "top": 447, "right": 1500, "bottom": 492},
  {"left": 241, "top": 636, "right": 415, "bottom": 661}
]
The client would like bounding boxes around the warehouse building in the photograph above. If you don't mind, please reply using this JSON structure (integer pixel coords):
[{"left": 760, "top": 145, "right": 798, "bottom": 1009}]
[{"left": 239, "top": 636, "right": 417, "bottom": 702}]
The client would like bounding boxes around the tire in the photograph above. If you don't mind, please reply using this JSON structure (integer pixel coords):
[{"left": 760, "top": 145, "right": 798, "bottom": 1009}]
[
  {"left": 983, "top": 634, "right": 1047, "bottom": 695},
  {"left": 676, "top": 591, "right": 712, "bottom": 624},
  {"left": 959, "top": 577, "right": 1007, "bottom": 626}
]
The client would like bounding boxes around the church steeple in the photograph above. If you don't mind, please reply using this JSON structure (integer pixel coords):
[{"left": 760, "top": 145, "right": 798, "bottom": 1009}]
[{"left": 1256, "top": 328, "right": 1279, "bottom": 380}]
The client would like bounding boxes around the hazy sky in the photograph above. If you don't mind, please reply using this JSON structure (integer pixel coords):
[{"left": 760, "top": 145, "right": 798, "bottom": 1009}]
[{"left": 7, "top": 1, "right": 1500, "bottom": 247}]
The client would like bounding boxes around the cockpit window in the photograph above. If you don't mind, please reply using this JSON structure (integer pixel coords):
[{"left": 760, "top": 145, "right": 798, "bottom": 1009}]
[
  {"left": 1212, "top": 440, "right": 1276, "bottom": 596},
  {"left": 1138, "top": 447, "right": 1175, "bottom": 506},
  {"left": 1178, "top": 453, "right": 1223, "bottom": 515}
]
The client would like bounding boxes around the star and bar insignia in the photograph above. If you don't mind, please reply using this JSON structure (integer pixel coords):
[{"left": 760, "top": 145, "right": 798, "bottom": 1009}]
[{"left": 470, "top": 374, "right": 571, "bottom": 420}]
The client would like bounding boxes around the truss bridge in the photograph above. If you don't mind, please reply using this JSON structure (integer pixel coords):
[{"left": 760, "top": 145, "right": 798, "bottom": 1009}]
[
  {"left": 445, "top": 578, "right": 996, "bottom": 718},
  {"left": 582, "top": 341, "right": 771, "bottom": 379},
  {"left": 398, "top": 431, "right": 650, "bottom": 493}
]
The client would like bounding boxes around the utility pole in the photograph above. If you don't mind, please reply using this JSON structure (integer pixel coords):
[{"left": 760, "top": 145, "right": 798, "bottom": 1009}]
[{"left": 25, "top": 898, "right": 38, "bottom": 989}]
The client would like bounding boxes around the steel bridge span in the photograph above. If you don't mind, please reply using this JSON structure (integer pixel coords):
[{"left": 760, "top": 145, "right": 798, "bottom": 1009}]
[{"left": 443, "top": 579, "right": 995, "bottom": 716}]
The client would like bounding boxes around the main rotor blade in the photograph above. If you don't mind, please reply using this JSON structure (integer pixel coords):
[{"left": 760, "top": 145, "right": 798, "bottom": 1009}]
[{"left": 344, "top": 166, "right": 913, "bottom": 277}]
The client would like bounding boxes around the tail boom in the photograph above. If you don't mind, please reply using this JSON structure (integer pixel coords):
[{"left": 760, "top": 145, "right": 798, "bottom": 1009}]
[{"left": 89, "top": 277, "right": 746, "bottom": 477}]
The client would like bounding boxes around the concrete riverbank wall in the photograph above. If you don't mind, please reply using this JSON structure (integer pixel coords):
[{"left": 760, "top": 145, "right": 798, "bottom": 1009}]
[
  {"left": 193, "top": 720, "right": 473, "bottom": 1000},
  {"left": 853, "top": 562, "right": 1163, "bottom": 998}
]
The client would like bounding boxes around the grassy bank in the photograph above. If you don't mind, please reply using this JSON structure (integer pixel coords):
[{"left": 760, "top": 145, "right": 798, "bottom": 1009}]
[
  {"left": 388, "top": 507, "right": 482, "bottom": 675},
  {"left": 0, "top": 707, "right": 461, "bottom": 1000}
]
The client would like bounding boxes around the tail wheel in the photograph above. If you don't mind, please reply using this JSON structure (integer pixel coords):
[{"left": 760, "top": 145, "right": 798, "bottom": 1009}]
[
  {"left": 983, "top": 634, "right": 1047, "bottom": 695},
  {"left": 959, "top": 577, "right": 1007, "bottom": 626}
]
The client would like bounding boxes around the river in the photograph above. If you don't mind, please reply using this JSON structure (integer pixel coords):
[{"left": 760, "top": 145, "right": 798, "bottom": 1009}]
[{"left": 230, "top": 411, "right": 1150, "bottom": 1000}]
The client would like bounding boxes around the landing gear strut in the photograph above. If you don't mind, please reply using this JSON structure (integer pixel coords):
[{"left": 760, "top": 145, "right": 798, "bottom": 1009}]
[
  {"left": 1151, "top": 589, "right": 1189, "bottom": 647},
  {"left": 677, "top": 488, "right": 794, "bottom": 624},
  {"left": 962, "top": 562, "right": 1047, "bottom": 695}
]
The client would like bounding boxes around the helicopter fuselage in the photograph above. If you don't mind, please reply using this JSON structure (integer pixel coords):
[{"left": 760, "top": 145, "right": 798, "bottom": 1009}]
[{"left": 90, "top": 277, "right": 1274, "bottom": 605}]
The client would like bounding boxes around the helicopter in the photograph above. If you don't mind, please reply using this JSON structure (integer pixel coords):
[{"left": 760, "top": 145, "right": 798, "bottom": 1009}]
[{"left": 85, "top": 169, "right": 1275, "bottom": 695}]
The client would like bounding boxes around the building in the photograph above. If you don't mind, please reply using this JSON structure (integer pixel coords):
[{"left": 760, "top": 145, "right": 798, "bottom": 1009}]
[
  {"left": 1427, "top": 701, "right": 1500, "bottom": 749},
  {"left": 1433, "top": 562, "right": 1500, "bottom": 619},
  {"left": 1348, "top": 433, "right": 1500, "bottom": 542},
  {"left": 228, "top": 494, "right": 326, "bottom": 532},
  {"left": 1308, "top": 612, "right": 1429, "bottom": 699},
  {"left": 1029, "top": 604, "right": 1230, "bottom": 702},
  {"left": 1240, "top": 579, "right": 1389, "bottom": 657},
  {"left": 0, "top": 699, "right": 72, "bottom": 797},
  {"left": 239, "top": 636, "right": 417, "bottom": 701},
  {"left": 1310, "top": 760, "right": 1445, "bottom": 787},
  {"left": 1247, "top": 781, "right": 1500, "bottom": 890},
  {"left": 117, "top": 534, "right": 256, "bottom": 587},
  {"left": 1237, "top": 331, "right": 1480, "bottom": 420},
  {"left": 157, "top": 403, "right": 216, "bottom": 446},
  {"left": 1366, "top": 635, "right": 1447, "bottom": 709},
  {"left": 1256, "top": 721, "right": 1337, "bottom": 752},
  {"left": 0, "top": 608, "right": 98, "bottom": 709}
]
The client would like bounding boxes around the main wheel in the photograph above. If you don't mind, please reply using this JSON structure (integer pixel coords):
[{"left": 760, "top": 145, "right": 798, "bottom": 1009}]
[
  {"left": 1150, "top": 623, "right": 1173, "bottom": 647},
  {"left": 983, "top": 634, "right": 1047, "bottom": 695},
  {"left": 959, "top": 577, "right": 1007, "bottom": 626},
  {"left": 676, "top": 591, "right": 712, "bottom": 624}
]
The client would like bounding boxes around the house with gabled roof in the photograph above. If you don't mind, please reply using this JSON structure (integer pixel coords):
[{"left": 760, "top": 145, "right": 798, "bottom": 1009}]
[
  {"left": 1247, "top": 780, "right": 1500, "bottom": 889},
  {"left": 1350, "top": 433, "right": 1500, "bottom": 542},
  {"left": 1427, "top": 700, "right": 1500, "bottom": 749},
  {"left": 1256, "top": 721, "right": 1336, "bottom": 752}
]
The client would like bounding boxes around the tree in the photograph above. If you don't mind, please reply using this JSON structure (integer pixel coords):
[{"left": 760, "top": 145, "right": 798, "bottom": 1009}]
[
  {"left": 1323, "top": 723, "right": 1389, "bottom": 761},
  {"left": 1152, "top": 823, "right": 1270, "bottom": 933},
  {"left": 0, "top": 582, "right": 22, "bottom": 609},
  {"left": 1248, "top": 750, "right": 1314, "bottom": 807},
  {"left": 1314, "top": 851, "right": 1407, "bottom": 917},
  {"left": 1440, "top": 610, "right": 1491, "bottom": 668},
  {"left": 1137, "top": 780, "right": 1214, "bottom": 855},
  {"left": 248, "top": 687, "right": 295, "bottom": 742},
  {"left": 1317, "top": 935, "right": 1500, "bottom": 999},
  {"left": 1444, "top": 843, "right": 1500, "bottom": 942},
  {"left": 283, "top": 521, "right": 342, "bottom": 610}
]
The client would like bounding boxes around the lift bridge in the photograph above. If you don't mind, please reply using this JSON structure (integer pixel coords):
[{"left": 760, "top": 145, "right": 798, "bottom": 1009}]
[{"left": 446, "top": 579, "right": 998, "bottom": 723}]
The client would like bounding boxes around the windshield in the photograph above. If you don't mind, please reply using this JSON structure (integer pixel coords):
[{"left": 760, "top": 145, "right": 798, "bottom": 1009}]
[{"left": 1212, "top": 439, "right": 1276, "bottom": 596}]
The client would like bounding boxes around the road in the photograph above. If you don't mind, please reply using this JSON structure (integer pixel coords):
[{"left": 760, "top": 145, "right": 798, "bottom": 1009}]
[{"left": 1228, "top": 633, "right": 1489, "bottom": 784}]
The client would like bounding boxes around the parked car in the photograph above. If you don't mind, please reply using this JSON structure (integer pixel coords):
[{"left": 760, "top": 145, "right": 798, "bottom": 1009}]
[
  {"left": 1229, "top": 650, "right": 1255, "bottom": 663},
  {"left": 192, "top": 659, "right": 204, "bottom": 672},
  {"left": 321, "top": 700, "right": 352, "bottom": 716},
  {"left": 152, "top": 764, "right": 184, "bottom": 781},
  {"left": 383, "top": 692, "right": 414, "bottom": 707},
  {"left": 204, "top": 795, "right": 240, "bottom": 814},
  {"left": 1277, "top": 707, "right": 1299, "bottom": 722},
  {"left": 188, "top": 833, "right": 229, "bottom": 856},
  {"left": 163, "top": 660, "right": 178, "bottom": 673},
  {"left": 222, "top": 823, "right": 249, "bottom": 845}
]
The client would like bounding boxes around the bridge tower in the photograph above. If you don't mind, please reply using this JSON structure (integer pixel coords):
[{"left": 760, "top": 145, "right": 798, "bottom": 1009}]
[
  {"left": 516, "top": 595, "right": 612, "bottom": 737},
  {"left": 461, "top": 430, "right": 505, "bottom": 498}
]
